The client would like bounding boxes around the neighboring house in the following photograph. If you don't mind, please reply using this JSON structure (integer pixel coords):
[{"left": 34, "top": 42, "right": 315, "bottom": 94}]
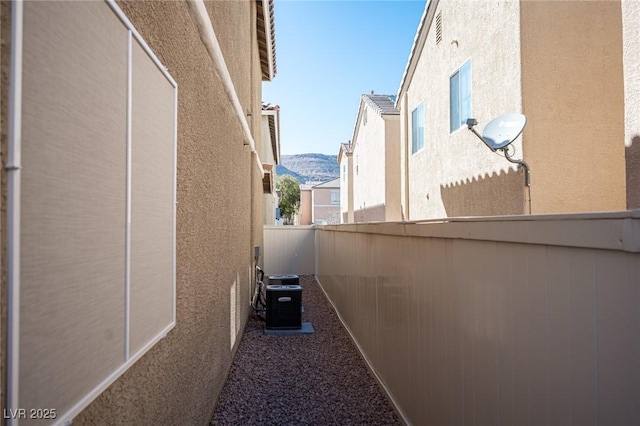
[
  {"left": 311, "top": 178, "right": 341, "bottom": 224},
  {"left": 397, "top": 0, "right": 627, "bottom": 220},
  {"left": 623, "top": 0, "right": 640, "bottom": 209},
  {"left": 1, "top": 0, "right": 276, "bottom": 424},
  {"left": 261, "top": 103, "right": 282, "bottom": 225},
  {"left": 338, "top": 142, "right": 354, "bottom": 223},
  {"left": 341, "top": 93, "right": 402, "bottom": 223},
  {"left": 297, "top": 183, "right": 314, "bottom": 225}
]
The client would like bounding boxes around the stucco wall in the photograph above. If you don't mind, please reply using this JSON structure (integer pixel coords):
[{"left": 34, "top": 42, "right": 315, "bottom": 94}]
[
  {"left": 339, "top": 152, "right": 349, "bottom": 222},
  {"left": 520, "top": 0, "right": 626, "bottom": 214},
  {"left": 404, "top": 0, "right": 524, "bottom": 220},
  {"left": 299, "top": 189, "right": 312, "bottom": 225},
  {"left": 384, "top": 117, "right": 402, "bottom": 221},
  {"left": 352, "top": 103, "right": 387, "bottom": 219},
  {"left": 313, "top": 187, "right": 340, "bottom": 224},
  {"left": 622, "top": 0, "right": 640, "bottom": 209},
  {"left": 66, "top": 1, "right": 259, "bottom": 424}
]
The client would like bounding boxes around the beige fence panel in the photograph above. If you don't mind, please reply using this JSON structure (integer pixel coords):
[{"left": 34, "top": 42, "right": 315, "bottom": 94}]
[
  {"left": 316, "top": 212, "right": 640, "bottom": 426},
  {"left": 263, "top": 226, "right": 315, "bottom": 276}
]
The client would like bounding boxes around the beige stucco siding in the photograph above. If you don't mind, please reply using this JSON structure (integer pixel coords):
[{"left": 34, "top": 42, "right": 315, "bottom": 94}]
[
  {"left": 353, "top": 105, "right": 388, "bottom": 219},
  {"left": 313, "top": 188, "right": 340, "bottom": 224},
  {"left": 520, "top": 0, "right": 626, "bottom": 214},
  {"left": 339, "top": 152, "right": 354, "bottom": 223},
  {"left": 299, "top": 189, "right": 312, "bottom": 225},
  {"left": 405, "top": 0, "right": 524, "bottom": 220},
  {"left": 384, "top": 117, "right": 402, "bottom": 221},
  {"left": 62, "top": 1, "right": 260, "bottom": 424},
  {"left": 622, "top": 0, "right": 640, "bottom": 209}
]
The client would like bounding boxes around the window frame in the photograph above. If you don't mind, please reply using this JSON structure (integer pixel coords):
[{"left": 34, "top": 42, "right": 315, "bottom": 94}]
[
  {"left": 330, "top": 190, "right": 340, "bottom": 205},
  {"left": 411, "top": 102, "right": 425, "bottom": 154},
  {"left": 450, "top": 60, "right": 472, "bottom": 133}
]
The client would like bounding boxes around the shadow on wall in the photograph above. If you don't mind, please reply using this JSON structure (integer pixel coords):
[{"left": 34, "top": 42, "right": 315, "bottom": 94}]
[
  {"left": 627, "top": 136, "right": 640, "bottom": 210},
  {"left": 441, "top": 167, "right": 525, "bottom": 217},
  {"left": 354, "top": 204, "right": 386, "bottom": 223}
]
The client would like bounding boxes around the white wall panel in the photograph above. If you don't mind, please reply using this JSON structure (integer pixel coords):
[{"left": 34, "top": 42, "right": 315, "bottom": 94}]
[
  {"left": 316, "top": 214, "right": 640, "bottom": 426},
  {"left": 263, "top": 226, "right": 315, "bottom": 275},
  {"left": 20, "top": 2, "right": 128, "bottom": 420},
  {"left": 129, "top": 39, "right": 176, "bottom": 356},
  {"left": 13, "top": 2, "right": 177, "bottom": 424}
]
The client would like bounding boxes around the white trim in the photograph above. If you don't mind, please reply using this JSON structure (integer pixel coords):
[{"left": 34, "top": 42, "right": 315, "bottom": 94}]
[
  {"left": 185, "top": 0, "right": 265, "bottom": 176},
  {"left": 54, "top": 322, "right": 176, "bottom": 426},
  {"left": 172, "top": 86, "right": 178, "bottom": 324},
  {"left": 106, "top": 0, "right": 177, "bottom": 89},
  {"left": 124, "top": 30, "right": 133, "bottom": 361},
  {"left": 7, "top": 1, "right": 24, "bottom": 424},
  {"left": 10, "top": 3, "right": 179, "bottom": 424}
]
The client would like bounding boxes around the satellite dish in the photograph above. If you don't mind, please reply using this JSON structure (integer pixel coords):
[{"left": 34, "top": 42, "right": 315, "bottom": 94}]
[
  {"left": 466, "top": 113, "right": 531, "bottom": 188},
  {"left": 481, "top": 114, "right": 527, "bottom": 150}
]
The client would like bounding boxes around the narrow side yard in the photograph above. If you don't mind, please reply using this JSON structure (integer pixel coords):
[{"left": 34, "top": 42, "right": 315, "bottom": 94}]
[{"left": 210, "top": 275, "right": 401, "bottom": 425}]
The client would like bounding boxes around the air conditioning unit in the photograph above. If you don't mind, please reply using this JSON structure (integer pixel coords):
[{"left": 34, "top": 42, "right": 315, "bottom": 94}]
[
  {"left": 265, "top": 285, "right": 302, "bottom": 330},
  {"left": 268, "top": 274, "right": 299, "bottom": 286}
]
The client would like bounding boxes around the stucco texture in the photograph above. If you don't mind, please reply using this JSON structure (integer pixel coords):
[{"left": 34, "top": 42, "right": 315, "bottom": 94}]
[
  {"left": 70, "top": 1, "right": 261, "bottom": 424},
  {"left": 521, "top": 0, "right": 626, "bottom": 214},
  {"left": 622, "top": 0, "right": 640, "bottom": 209},
  {"left": 351, "top": 100, "right": 401, "bottom": 222},
  {"left": 403, "top": 0, "right": 524, "bottom": 220},
  {"left": 1, "top": 0, "right": 11, "bottom": 409}
]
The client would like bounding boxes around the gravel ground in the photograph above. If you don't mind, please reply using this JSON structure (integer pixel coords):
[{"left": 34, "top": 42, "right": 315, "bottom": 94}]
[{"left": 210, "top": 275, "right": 402, "bottom": 426}]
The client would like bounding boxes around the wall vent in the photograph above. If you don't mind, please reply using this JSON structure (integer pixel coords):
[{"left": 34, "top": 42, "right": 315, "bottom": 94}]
[{"left": 435, "top": 11, "right": 442, "bottom": 45}]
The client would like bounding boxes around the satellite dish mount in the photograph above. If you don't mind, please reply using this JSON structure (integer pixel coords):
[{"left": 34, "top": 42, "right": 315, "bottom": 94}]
[{"left": 466, "top": 114, "right": 530, "bottom": 187}]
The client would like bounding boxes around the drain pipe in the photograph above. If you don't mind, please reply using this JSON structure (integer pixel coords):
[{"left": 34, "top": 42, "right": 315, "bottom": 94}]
[
  {"left": 185, "top": 0, "right": 264, "bottom": 176},
  {"left": 7, "top": 0, "right": 24, "bottom": 421}
]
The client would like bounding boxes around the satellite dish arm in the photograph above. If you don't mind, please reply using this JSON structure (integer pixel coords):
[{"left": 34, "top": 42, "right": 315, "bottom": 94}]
[
  {"left": 504, "top": 147, "right": 531, "bottom": 187},
  {"left": 466, "top": 118, "right": 496, "bottom": 152}
]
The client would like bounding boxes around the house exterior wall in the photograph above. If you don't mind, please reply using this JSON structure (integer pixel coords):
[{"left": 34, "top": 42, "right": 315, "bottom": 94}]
[
  {"left": 622, "top": 0, "right": 640, "bottom": 209},
  {"left": 384, "top": 117, "right": 402, "bottom": 221},
  {"left": 520, "top": 0, "right": 626, "bottom": 214},
  {"left": 299, "top": 188, "right": 312, "bottom": 225},
  {"left": 353, "top": 105, "right": 388, "bottom": 222},
  {"left": 2, "top": 1, "right": 266, "bottom": 424},
  {"left": 312, "top": 186, "right": 341, "bottom": 224},
  {"left": 401, "top": 0, "right": 524, "bottom": 220},
  {"left": 261, "top": 116, "right": 277, "bottom": 225},
  {"left": 339, "top": 151, "right": 354, "bottom": 223},
  {"left": 401, "top": 0, "right": 626, "bottom": 220}
]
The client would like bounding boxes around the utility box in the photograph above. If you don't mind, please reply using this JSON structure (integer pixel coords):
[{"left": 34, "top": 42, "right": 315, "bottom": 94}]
[
  {"left": 266, "top": 285, "right": 302, "bottom": 330},
  {"left": 268, "top": 274, "right": 299, "bottom": 286}
]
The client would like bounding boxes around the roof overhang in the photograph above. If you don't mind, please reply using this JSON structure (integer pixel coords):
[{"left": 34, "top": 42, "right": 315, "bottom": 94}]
[
  {"left": 262, "top": 163, "right": 274, "bottom": 193},
  {"left": 262, "top": 106, "right": 280, "bottom": 164},
  {"left": 257, "top": 0, "right": 277, "bottom": 81}
]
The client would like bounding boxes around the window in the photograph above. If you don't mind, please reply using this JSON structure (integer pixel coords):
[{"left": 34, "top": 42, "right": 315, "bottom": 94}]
[
  {"left": 342, "top": 165, "right": 346, "bottom": 181},
  {"left": 331, "top": 190, "right": 340, "bottom": 204},
  {"left": 435, "top": 11, "right": 442, "bottom": 45},
  {"left": 411, "top": 103, "right": 424, "bottom": 154},
  {"left": 450, "top": 60, "right": 472, "bottom": 132}
]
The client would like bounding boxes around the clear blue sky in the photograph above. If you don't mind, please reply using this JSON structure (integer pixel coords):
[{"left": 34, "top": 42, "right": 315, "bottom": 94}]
[{"left": 262, "top": 0, "right": 427, "bottom": 156}]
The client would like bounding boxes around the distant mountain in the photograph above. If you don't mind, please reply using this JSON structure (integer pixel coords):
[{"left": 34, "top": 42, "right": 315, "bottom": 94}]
[{"left": 276, "top": 153, "right": 339, "bottom": 184}]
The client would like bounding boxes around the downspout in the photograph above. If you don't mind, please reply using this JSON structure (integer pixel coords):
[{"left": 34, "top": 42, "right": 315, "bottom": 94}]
[
  {"left": 185, "top": 0, "right": 264, "bottom": 177},
  {"left": 7, "top": 0, "right": 23, "bottom": 421}
]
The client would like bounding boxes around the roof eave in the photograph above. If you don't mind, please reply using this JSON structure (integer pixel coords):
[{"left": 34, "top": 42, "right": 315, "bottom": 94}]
[
  {"left": 257, "top": 0, "right": 277, "bottom": 81},
  {"left": 395, "top": 0, "right": 439, "bottom": 108}
]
